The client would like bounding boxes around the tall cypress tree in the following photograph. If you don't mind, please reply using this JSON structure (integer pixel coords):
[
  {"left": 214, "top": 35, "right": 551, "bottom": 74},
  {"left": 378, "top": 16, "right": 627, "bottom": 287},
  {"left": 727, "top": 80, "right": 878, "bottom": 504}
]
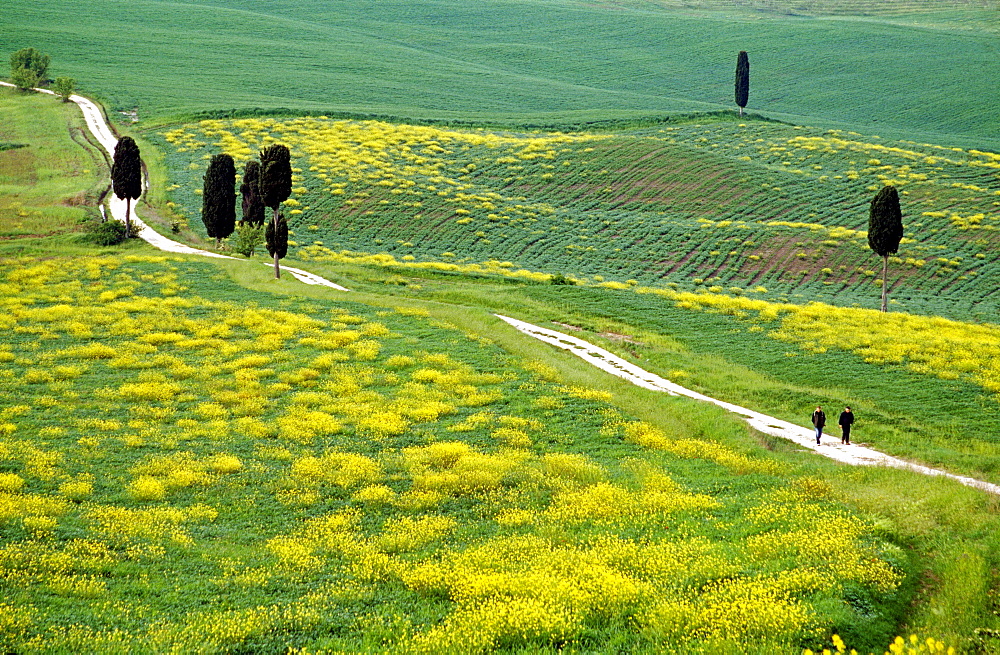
[
  {"left": 240, "top": 160, "right": 265, "bottom": 226},
  {"left": 265, "top": 212, "right": 289, "bottom": 263},
  {"left": 735, "top": 51, "right": 750, "bottom": 117},
  {"left": 258, "top": 144, "right": 292, "bottom": 278},
  {"left": 868, "top": 185, "right": 904, "bottom": 312},
  {"left": 202, "top": 153, "right": 237, "bottom": 249},
  {"left": 111, "top": 136, "right": 142, "bottom": 235}
]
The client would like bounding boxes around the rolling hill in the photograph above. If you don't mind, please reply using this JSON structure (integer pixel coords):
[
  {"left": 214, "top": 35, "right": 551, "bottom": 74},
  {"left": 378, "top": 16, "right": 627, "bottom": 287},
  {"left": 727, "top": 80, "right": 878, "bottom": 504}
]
[{"left": 1, "top": 0, "right": 998, "bottom": 147}]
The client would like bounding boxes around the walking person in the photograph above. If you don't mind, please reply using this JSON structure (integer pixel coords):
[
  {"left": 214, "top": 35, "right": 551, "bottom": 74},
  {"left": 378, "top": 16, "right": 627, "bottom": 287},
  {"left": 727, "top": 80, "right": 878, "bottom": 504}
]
[
  {"left": 811, "top": 406, "right": 826, "bottom": 445},
  {"left": 839, "top": 406, "right": 854, "bottom": 445}
]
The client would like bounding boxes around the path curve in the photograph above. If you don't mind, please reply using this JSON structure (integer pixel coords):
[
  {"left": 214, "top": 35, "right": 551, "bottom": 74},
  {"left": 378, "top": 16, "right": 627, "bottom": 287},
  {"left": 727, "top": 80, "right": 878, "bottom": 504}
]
[
  {"left": 496, "top": 314, "right": 1000, "bottom": 496},
  {"left": 0, "top": 81, "right": 350, "bottom": 291}
]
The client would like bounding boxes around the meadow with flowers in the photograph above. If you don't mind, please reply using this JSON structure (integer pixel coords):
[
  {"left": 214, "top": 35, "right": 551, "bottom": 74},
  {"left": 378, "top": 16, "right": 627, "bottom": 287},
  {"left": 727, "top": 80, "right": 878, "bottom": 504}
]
[
  {"left": 0, "top": 252, "right": 924, "bottom": 653},
  {"left": 104, "top": 110, "right": 1000, "bottom": 653},
  {"left": 151, "top": 114, "right": 1000, "bottom": 322},
  {"left": 5, "top": 1, "right": 1000, "bottom": 650}
]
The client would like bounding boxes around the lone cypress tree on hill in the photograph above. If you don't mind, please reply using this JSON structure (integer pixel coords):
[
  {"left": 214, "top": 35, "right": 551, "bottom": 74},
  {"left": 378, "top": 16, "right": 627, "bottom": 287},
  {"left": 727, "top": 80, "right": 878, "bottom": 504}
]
[
  {"left": 258, "top": 144, "right": 292, "bottom": 278},
  {"left": 735, "top": 51, "right": 749, "bottom": 117},
  {"left": 240, "top": 160, "right": 265, "bottom": 226},
  {"left": 111, "top": 136, "right": 142, "bottom": 235},
  {"left": 201, "top": 153, "right": 237, "bottom": 249},
  {"left": 868, "top": 185, "right": 904, "bottom": 312}
]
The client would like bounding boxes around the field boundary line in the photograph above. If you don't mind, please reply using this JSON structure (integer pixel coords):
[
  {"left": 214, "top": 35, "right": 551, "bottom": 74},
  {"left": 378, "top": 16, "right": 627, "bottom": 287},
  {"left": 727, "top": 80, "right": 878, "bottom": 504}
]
[
  {"left": 495, "top": 313, "right": 1000, "bottom": 496},
  {"left": 0, "top": 80, "right": 350, "bottom": 291}
]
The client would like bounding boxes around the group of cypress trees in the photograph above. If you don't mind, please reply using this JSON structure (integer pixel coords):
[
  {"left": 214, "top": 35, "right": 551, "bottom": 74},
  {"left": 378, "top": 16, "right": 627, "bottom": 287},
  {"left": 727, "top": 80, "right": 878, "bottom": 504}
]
[
  {"left": 200, "top": 144, "right": 291, "bottom": 278},
  {"left": 106, "top": 134, "right": 292, "bottom": 278}
]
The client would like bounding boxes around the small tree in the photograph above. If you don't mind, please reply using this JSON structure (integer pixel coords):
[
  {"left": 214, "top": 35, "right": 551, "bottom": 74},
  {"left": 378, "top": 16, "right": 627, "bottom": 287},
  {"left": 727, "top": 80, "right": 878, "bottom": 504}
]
[
  {"left": 265, "top": 212, "right": 288, "bottom": 264},
  {"left": 111, "top": 136, "right": 142, "bottom": 234},
  {"left": 201, "top": 153, "right": 236, "bottom": 249},
  {"left": 735, "top": 51, "right": 749, "bottom": 117},
  {"left": 10, "top": 47, "right": 49, "bottom": 82},
  {"left": 53, "top": 76, "right": 75, "bottom": 102},
  {"left": 868, "top": 184, "right": 904, "bottom": 312},
  {"left": 233, "top": 222, "right": 264, "bottom": 258},
  {"left": 240, "top": 160, "right": 265, "bottom": 226},
  {"left": 258, "top": 144, "right": 292, "bottom": 278},
  {"left": 10, "top": 66, "right": 39, "bottom": 91}
]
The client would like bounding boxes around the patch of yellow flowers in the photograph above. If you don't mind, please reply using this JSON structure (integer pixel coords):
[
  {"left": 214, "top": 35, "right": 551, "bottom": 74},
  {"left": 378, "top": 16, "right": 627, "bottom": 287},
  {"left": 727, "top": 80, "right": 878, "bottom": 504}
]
[
  {"left": 0, "top": 254, "right": 908, "bottom": 652},
  {"left": 803, "top": 633, "right": 955, "bottom": 655}
]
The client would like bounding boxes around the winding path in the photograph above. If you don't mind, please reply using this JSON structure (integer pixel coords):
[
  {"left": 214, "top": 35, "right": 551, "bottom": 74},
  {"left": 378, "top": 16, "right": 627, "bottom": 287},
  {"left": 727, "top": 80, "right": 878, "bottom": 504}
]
[
  {"left": 7, "top": 81, "right": 997, "bottom": 495},
  {"left": 496, "top": 314, "right": 1000, "bottom": 496},
  {"left": 1, "top": 81, "right": 349, "bottom": 291}
]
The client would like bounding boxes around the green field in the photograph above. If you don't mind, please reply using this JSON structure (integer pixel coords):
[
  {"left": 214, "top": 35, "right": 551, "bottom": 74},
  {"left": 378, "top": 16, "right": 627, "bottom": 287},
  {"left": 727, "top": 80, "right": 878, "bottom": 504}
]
[
  {"left": 0, "top": 87, "right": 105, "bottom": 242},
  {"left": 5, "top": 2, "right": 1000, "bottom": 652},
  {"left": 151, "top": 113, "right": 1000, "bottom": 322},
  {"left": 1, "top": 157, "right": 999, "bottom": 653},
  {"left": 2, "top": 0, "right": 1000, "bottom": 147}
]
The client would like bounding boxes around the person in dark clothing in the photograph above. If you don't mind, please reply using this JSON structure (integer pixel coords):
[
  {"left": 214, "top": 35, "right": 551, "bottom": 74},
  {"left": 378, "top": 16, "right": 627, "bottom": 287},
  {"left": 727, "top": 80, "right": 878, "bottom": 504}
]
[
  {"left": 839, "top": 406, "right": 854, "bottom": 445},
  {"left": 811, "top": 406, "right": 826, "bottom": 445}
]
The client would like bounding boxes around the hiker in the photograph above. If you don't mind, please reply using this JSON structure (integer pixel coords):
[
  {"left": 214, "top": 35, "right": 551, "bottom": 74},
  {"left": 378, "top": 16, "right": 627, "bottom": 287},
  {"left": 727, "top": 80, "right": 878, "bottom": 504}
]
[
  {"left": 811, "top": 406, "right": 826, "bottom": 445},
  {"left": 839, "top": 406, "right": 854, "bottom": 445}
]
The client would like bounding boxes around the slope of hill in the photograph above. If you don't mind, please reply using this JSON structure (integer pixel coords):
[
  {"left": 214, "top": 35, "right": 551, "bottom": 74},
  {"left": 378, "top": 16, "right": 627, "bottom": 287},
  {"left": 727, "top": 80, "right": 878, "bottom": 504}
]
[
  {"left": 0, "top": 87, "right": 105, "bottom": 240},
  {"left": 2, "top": 0, "right": 999, "bottom": 146},
  {"left": 3, "top": 72, "right": 1000, "bottom": 655},
  {"left": 151, "top": 114, "right": 1000, "bottom": 322}
]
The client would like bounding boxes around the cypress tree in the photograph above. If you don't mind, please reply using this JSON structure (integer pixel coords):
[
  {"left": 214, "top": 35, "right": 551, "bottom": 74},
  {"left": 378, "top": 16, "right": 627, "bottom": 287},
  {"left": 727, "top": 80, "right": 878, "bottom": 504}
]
[
  {"left": 201, "top": 153, "right": 237, "bottom": 249},
  {"left": 735, "top": 51, "right": 750, "bottom": 117},
  {"left": 265, "top": 212, "right": 288, "bottom": 262},
  {"left": 240, "top": 160, "right": 265, "bottom": 226},
  {"left": 258, "top": 144, "right": 292, "bottom": 278},
  {"left": 867, "top": 185, "right": 904, "bottom": 312},
  {"left": 111, "top": 136, "right": 142, "bottom": 235}
]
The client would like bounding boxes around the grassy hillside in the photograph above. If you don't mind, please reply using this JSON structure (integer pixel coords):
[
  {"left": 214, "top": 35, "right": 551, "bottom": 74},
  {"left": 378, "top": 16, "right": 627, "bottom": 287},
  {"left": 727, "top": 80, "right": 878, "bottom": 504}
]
[
  {"left": 144, "top": 110, "right": 1000, "bottom": 487},
  {"left": 0, "top": 250, "right": 922, "bottom": 653},
  {"left": 2, "top": 86, "right": 1000, "bottom": 654},
  {"left": 0, "top": 86, "right": 106, "bottom": 240},
  {"left": 151, "top": 114, "right": 1000, "bottom": 321},
  {"left": 2, "top": 0, "right": 999, "bottom": 146}
]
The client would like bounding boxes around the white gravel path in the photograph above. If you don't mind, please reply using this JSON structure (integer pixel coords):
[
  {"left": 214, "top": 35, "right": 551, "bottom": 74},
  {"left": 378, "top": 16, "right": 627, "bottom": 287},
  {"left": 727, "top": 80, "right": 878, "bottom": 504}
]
[
  {"left": 1, "top": 81, "right": 350, "bottom": 291},
  {"left": 495, "top": 314, "right": 1000, "bottom": 496}
]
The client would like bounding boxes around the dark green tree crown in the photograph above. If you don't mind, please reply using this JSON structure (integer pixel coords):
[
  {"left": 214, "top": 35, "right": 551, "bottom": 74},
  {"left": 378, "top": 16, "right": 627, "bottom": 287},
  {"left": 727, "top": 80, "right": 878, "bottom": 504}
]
[
  {"left": 10, "top": 47, "right": 49, "bottom": 79},
  {"left": 240, "top": 160, "right": 265, "bottom": 225},
  {"left": 202, "top": 153, "right": 237, "bottom": 239},
  {"left": 265, "top": 212, "right": 289, "bottom": 259},
  {"left": 258, "top": 144, "right": 292, "bottom": 211},
  {"left": 111, "top": 136, "right": 142, "bottom": 201},
  {"left": 867, "top": 185, "right": 904, "bottom": 257},
  {"left": 735, "top": 51, "right": 749, "bottom": 109}
]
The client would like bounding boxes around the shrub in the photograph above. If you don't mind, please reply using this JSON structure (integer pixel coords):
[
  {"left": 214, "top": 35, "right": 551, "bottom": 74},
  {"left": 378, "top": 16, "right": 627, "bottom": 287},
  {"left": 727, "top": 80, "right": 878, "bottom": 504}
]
[
  {"left": 88, "top": 220, "right": 127, "bottom": 246},
  {"left": 232, "top": 222, "right": 264, "bottom": 258},
  {"left": 10, "top": 67, "right": 39, "bottom": 91},
  {"left": 53, "top": 76, "right": 74, "bottom": 101},
  {"left": 549, "top": 272, "right": 574, "bottom": 285}
]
